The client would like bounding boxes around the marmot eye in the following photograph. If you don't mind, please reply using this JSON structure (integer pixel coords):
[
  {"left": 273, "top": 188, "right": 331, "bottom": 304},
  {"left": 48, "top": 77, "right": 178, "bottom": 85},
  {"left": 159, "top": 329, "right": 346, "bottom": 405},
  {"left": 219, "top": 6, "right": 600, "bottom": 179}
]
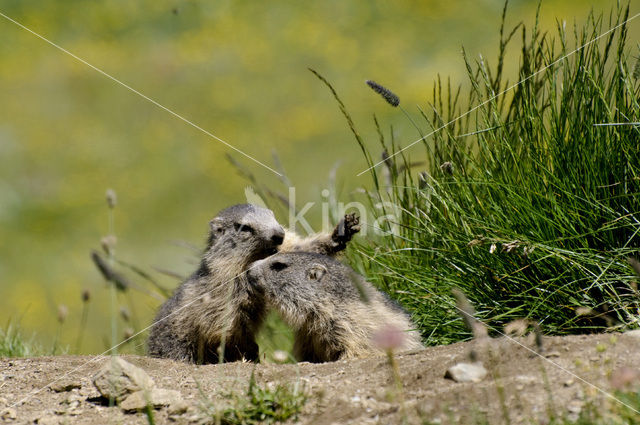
[
  {"left": 234, "top": 223, "right": 255, "bottom": 234},
  {"left": 270, "top": 262, "right": 288, "bottom": 271}
]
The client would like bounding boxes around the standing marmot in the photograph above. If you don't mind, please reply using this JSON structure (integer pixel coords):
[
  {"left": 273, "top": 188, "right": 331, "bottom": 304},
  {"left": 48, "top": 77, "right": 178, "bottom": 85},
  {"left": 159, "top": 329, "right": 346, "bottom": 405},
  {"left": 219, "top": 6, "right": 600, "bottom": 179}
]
[
  {"left": 147, "top": 204, "right": 359, "bottom": 363},
  {"left": 247, "top": 252, "right": 423, "bottom": 362}
]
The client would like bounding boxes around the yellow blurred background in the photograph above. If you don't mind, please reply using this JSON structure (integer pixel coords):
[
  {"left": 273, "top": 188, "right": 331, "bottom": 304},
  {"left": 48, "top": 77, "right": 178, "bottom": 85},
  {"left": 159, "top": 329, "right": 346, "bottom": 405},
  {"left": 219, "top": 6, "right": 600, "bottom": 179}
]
[{"left": 0, "top": 0, "right": 632, "bottom": 353}]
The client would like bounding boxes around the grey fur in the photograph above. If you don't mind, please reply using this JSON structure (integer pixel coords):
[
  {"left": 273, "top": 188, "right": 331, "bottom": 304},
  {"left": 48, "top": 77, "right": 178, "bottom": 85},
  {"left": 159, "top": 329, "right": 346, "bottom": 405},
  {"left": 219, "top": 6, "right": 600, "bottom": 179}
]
[
  {"left": 147, "top": 205, "right": 360, "bottom": 364},
  {"left": 247, "top": 252, "right": 423, "bottom": 363}
]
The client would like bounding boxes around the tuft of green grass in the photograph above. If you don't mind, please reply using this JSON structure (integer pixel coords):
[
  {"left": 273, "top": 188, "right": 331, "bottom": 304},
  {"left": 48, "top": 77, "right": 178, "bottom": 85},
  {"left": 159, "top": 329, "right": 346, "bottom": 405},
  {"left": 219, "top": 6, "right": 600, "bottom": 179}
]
[
  {"left": 203, "top": 371, "right": 307, "bottom": 425},
  {"left": 0, "top": 321, "right": 41, "bottom": 357},
  {"left": 317, "top": 1, "right": 640, "bottom": 345}
]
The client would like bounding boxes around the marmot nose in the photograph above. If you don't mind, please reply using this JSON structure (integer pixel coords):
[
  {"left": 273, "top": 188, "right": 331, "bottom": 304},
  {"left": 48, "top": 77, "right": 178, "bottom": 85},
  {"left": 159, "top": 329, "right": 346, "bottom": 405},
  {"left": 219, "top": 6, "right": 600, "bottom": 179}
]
[{"left": 271, "top": 228, "right": 285, "bottom": 246}]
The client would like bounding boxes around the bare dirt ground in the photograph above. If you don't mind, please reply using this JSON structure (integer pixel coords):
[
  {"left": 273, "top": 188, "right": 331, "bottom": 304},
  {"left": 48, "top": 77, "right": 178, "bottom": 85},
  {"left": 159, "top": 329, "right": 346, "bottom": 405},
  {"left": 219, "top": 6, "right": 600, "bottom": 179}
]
[{"left": 1, "top": 332, "right": 639, "bottom": 425}]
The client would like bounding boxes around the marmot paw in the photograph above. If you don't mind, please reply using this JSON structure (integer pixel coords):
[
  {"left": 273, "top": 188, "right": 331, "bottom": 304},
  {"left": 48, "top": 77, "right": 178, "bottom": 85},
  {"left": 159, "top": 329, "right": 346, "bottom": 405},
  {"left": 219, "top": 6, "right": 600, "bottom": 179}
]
[{"left": 332, "top": 213, "right": 361, "bottom": 245}]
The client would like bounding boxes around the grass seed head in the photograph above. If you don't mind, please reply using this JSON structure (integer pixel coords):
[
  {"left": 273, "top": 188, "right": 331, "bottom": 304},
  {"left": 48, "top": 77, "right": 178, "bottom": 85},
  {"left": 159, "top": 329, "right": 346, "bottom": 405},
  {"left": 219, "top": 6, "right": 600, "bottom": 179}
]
[
  {"left": 440, "top": 161, "right": 454, "bottom": 175},
  {"left": 382, "top": 150, "right": 395, "bottom": 170},
  {"left": 57, "top": 304, "right": 68, "bottom": 324},
  {"left": 100, "top": 235, "right": 117, "bottom": 256},
  {"left": 120, "top": 307, "right": 131, "bottom": 322},
  {"left": 532, "top": 322, "right": 543, "bottom": 351},
  {"left": 90, "top": 250, "right": 130, "bottom": 291},
  {"left": 105, "top": 189, "right": 117, "bottom": 209},
  {"left": 81, "top": 289, "right": 91, "bottom": 303},
  {"left": 123, "top": 327, "right": 134, "bottom": 340},
  {"left": 365, "top": 80, "right": 400, "bottom": 107},
  {"left": 452, "top": 288, "right": 476, "bottom": 331},
  {"left": 418, "top": 171, "right": 428, "bottom": 189}
]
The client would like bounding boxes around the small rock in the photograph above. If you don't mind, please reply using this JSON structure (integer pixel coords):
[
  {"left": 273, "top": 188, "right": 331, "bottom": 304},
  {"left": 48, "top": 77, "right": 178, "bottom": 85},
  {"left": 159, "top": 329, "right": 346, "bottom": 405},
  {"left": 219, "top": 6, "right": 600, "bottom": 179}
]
[
  {"left": 120, "top": 388, "right": 183, "bottom": 412},
  {"left": 567, "top": 400, "right": 583, "bottom": 414},
  {"left": 92, "top": 357, "right": 155, "bottom": 402},
  {"left": 79, "top": 384, "right": 100, "bottom": 399},
  {"left": 444, "top": 362, "right": 487, "bottom": 383},
  {"left": 36, "top": 416, "right": 60, "bottom": 425},
  {"left": 564, "top": 379, "right": 574, "bottom": 387},
  {"left": 168, "top": 399, "right": 189, "bottom": 415},
  {"left": 51, "top": 379, "right": 82, "bottom": 392},
  {"left": 515, "top": 375, "right": 537, "bottom": 383},
  {"left": 0, "top": 408, "right": 16, "bottom": 420},
  {"left": 63, "top": 394, "right": 84, "bottom": 405},
  {"left": 272, "top": 350, "right": 289, "bottom": 363},
  {"left": 545, "top": 351, "right": 561, "bottom": 358}
]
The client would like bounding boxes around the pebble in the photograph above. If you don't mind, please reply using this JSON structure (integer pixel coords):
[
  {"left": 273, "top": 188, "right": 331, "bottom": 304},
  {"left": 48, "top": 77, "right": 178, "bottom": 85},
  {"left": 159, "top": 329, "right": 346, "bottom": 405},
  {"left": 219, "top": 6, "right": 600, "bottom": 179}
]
[
  {"left": 515, "top": 375, "right": 537, "bottom": 383},
  {"left": 92, "top": 357, "right": 155, "bottom": 402},
  {"left": 444, "top": 362, "right": 487, "bottom": 383},
  {"left": 51, "top": 379, "right": 82, "bottom": 393},
  {"left": 35, "top": 416, "right": 60, "bottom": 425},
  {"left": 167, "top": 399, "right": 189, "bottom": 415},
  {"left": 567, "top": 399, "right": 583, "bottom": 414},
  {"left": 0, "top": 408, "right": 16, "bottom": 420}
]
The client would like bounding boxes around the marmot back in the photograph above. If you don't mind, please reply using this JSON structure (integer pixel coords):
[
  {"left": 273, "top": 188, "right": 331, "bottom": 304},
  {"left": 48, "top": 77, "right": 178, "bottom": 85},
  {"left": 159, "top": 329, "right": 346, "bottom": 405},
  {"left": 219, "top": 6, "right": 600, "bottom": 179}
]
[{"left": 247, "top": 252, "right": 423, "bottom": 362}]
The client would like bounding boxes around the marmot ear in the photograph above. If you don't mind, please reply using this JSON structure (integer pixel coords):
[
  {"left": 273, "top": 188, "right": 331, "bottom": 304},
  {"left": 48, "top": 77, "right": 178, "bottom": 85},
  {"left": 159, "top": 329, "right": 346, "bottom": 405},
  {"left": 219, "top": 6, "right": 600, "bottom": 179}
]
[
  {"left": 209, "top": 218, "right": 225, "bottom": 235},
  {"left": 308, "top": 264, "right": 327, "bottom": 281}
]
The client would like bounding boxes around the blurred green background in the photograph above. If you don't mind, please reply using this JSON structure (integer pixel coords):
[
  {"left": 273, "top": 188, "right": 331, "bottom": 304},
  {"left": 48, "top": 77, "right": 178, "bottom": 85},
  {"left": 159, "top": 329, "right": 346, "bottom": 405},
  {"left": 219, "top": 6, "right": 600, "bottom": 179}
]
[{"left": 0, "top": 0, "right": 630, "bottom": 353}]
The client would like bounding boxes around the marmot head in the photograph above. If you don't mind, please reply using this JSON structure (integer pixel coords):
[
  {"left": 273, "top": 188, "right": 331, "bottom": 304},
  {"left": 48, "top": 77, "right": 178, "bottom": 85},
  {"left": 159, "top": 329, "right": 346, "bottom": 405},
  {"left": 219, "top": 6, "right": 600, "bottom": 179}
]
[
  {"left": 205, "top": 204, "right": 285, "bottom": 265},
  {"left": 247, "top": 252, "right": 367, "bottom": 325}
]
